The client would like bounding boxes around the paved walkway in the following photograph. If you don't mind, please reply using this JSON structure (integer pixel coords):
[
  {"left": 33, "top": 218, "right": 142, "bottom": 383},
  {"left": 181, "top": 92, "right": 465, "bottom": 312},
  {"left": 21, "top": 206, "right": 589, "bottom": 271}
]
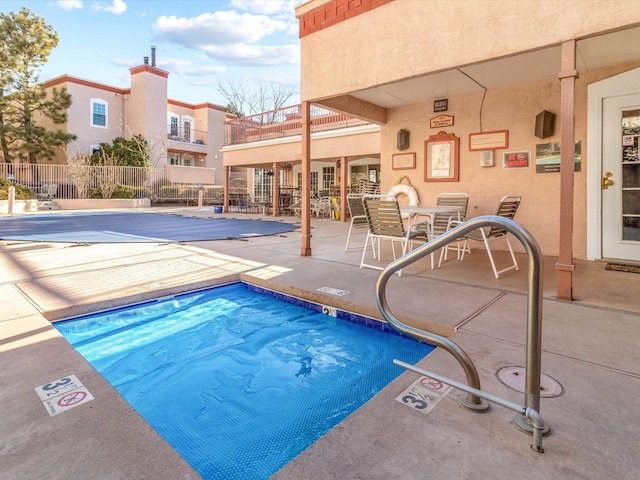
[{"left": 1, "top": 207, "right": 639, "bottom": 479}]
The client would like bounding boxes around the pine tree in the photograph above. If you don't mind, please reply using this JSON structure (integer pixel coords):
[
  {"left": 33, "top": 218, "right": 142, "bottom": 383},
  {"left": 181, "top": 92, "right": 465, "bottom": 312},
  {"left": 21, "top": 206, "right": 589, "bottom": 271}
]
[{"left": 0, "top": 7, "right": 76, "bottom": 164}]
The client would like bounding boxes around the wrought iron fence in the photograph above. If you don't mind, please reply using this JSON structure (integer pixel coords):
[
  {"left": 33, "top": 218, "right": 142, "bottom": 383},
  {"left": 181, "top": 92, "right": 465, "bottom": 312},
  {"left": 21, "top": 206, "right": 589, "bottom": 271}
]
[{"left": 1, "top": 163, "right": 246, "bottom": 204}]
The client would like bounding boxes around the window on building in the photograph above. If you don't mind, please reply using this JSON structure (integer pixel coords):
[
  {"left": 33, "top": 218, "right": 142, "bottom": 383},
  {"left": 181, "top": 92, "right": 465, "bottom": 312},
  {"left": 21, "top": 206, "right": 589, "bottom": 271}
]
[
  {"left": 322, "top": 167, "right": 335, "bottom": 190},
  {"left": 254, "top": 169, "right": 273, "bottom": 203},
  {"left": 169, "top": 154, "right": 180, "bottom": 165},
  {"left": 91, "top": 99, "right": 107, "bottom": 128},
  {"left": 183, "top": 117, "right": 193, "bottom": 142},
  {"left": 310, "top": 171, "right": 318, "bottom": 195},
  {"left": 182, "top": 154, "right": 194, "bottom": 167},
  {"left": 296, "top": 172, "right": 302, "bottom": 188},
  {"left": 89, "top": 144, "right": 101, "bottom": 156},
  {"left": 169, "top": 116, "right": 179, "bottom": 137}
]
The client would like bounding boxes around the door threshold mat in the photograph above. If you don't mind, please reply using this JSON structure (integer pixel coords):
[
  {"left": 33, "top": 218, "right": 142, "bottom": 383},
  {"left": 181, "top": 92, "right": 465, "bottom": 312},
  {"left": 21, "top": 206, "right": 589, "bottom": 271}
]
[{"left": 605, "top": 262, "right": 640, "bottom": 274}]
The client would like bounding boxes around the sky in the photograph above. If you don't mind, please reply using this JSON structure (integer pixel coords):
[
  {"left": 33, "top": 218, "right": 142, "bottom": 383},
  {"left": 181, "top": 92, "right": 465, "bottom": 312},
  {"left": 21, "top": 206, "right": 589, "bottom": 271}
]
[{"left": 1, "top": 0, "right": 305, "bottom": 107}]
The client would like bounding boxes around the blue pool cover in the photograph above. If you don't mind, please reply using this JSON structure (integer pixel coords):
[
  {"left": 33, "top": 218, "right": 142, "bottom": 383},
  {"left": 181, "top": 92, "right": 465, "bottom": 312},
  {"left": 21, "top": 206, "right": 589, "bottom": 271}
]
[
  {"left": 55, "top": 283, "right": 434, "bottom": 480},
  {"left": 0, "top": 212, "right": 299, "bottom": 243}
]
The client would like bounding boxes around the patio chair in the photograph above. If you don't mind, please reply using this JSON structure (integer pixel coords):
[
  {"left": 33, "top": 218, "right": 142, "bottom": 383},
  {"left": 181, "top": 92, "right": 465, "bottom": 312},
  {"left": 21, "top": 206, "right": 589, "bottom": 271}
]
[
  {"left": 360, "top": 195, "right": 429, "bottom": 276},
  {"left": 460, "top": 195, "right": 521, "bottom": 278},
  {"left": 411, "top": 192, "right": 469, "bottom": 269},
  {"left": 312, "top": 197, "right": 333, "bottom": 218},
  {"left": 344, "top": 193, "right": 368, "bottom": 251},
  {"left": 432, "top": 193, "right": 470, "bottom": 265},
  {"left": 37, "top": 183, "right": 58, "bottom": 201},
  {"left": 236, "top": 200, "right": 248, "bottom": 213}
]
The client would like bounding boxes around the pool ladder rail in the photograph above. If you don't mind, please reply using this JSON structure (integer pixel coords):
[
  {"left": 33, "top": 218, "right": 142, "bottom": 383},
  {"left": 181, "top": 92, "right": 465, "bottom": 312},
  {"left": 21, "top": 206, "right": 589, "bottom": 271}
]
[{"left": 375, "top": 215, "right": 547, "bottom": 453}]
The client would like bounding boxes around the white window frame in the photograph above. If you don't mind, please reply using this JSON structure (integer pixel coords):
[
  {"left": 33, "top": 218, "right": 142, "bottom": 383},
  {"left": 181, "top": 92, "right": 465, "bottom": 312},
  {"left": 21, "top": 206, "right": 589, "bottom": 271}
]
[
  {"left": 90, "top": 98, "right": 108, "bottom": 128},
  {"left": 89, "top": 144, "right": 101, "bottom": 156},
  {"left": 167, "top": 112, "right": 179, "bottom": 137},
  {"left": 182, "top": 115, "right": 194, "bottom": 143}
]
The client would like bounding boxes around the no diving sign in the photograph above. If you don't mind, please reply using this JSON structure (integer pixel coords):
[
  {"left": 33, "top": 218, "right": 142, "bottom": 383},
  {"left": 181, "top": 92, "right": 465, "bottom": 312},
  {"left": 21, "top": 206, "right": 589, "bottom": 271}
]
[{"left": 35, "top": 375, "right": 94, "bottom": 416}]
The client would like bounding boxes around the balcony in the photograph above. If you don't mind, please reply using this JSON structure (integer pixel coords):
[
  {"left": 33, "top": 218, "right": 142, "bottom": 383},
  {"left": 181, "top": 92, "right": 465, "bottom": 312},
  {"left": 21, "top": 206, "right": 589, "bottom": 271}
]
[
  {"left": 167, "top": 126, "right": 208, "bottom": 154},
  {"left": 223, "top": 104, "right": 370, "bottom": 146}
]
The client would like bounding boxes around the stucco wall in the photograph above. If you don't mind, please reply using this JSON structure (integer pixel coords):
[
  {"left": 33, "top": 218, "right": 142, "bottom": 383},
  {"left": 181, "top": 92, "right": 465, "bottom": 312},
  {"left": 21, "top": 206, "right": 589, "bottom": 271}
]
[
  {"left": 66, "top": 82, "right": 123, "bottom": 152},
  {"left": 379, "top": 61, "right": 640, "bottom": 258},
  {"left": 300, "top": 0, "right": 640, "bottom": 101},
  {"left": 223, "top": 127, "right": 381, "bottom": 167}
]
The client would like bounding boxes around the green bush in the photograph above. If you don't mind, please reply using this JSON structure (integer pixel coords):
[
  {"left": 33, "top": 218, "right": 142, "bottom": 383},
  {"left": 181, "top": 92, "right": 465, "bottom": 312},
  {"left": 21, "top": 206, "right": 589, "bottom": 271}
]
[
  {"left": 111, "top": 185, "right": 135, "bottom": 199},
  {"left": 0, "top": 179, "right": 36, "bottom": 200},
  {"left": 87, "top": 185, "right": 138, "bottom": 199}
]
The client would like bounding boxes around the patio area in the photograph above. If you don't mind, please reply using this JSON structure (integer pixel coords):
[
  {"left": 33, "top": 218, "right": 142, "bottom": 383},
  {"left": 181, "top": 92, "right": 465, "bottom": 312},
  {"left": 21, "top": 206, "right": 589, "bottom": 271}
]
[{"left": 1, "top": 207, "right": 638, "bottom": 479}]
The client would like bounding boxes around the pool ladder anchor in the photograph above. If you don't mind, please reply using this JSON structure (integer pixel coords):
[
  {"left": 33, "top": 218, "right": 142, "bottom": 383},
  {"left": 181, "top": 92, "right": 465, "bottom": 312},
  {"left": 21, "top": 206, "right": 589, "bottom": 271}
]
[{"left": 376, "top": 215, "right": 548, "bottom": 453}]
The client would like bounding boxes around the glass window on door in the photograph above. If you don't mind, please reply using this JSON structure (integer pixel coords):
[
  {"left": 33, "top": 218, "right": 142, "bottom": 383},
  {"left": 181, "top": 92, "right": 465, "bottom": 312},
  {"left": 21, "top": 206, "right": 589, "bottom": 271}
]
[{"left": 622, "top": 109, "right": 640, "bottom": 241}]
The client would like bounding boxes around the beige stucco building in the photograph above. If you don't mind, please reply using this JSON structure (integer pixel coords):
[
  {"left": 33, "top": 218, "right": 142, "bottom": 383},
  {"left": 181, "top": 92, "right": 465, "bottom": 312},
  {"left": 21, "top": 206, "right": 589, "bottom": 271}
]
[
  {"left": 42, "top": 58, "right": 228, "bottom": 184},
  {"left": 270, "top": 0, "right": 640, "bottom": 300}
]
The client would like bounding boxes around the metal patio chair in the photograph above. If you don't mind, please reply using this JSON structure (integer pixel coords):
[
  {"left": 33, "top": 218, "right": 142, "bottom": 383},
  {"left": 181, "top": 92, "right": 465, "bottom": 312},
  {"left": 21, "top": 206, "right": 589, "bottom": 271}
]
[
  {"left": 460, "top": 195, "right": 521, "bottom": 278},
  {"left": 344, "top": 193, "right": 368, "bottom": 251},
  {"left": 360, "top": 195, "right": 429, "bottom": 276},
  {"left": 411, "top": 192, "right": 469, "bottom": 269}
]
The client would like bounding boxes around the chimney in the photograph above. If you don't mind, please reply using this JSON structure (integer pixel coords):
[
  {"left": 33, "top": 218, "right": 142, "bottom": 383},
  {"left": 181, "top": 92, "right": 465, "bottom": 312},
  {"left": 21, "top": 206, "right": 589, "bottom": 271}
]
[
  {"left": 151, "top": 45, "right": 156, "bottom": 67},
  {"left": 143, "top": 56, "right": 149, "bottom": 65}
]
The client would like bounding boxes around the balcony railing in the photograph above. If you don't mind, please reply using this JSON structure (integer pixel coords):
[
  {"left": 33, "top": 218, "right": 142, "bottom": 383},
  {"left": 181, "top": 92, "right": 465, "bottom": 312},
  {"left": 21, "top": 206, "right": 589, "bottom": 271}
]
[
  {"left": 167, "top": 126, "right": 207, "bottom": 146},
  {"left": 224, "top": 104, "right": 370, "bottom": 145}
]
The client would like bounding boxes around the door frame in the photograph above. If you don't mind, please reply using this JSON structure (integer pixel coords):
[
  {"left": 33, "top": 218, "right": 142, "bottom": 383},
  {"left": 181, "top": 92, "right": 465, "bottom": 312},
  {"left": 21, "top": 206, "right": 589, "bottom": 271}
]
[{"left": 587, "top": 67, "right": 640, "bottom": 260}]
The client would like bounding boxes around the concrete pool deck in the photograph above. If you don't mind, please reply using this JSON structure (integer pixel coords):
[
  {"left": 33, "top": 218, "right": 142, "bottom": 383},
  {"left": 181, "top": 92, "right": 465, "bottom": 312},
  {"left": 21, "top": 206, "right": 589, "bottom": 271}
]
[{"left": 1, "top": 207, "right": 639, "bottom": 479}]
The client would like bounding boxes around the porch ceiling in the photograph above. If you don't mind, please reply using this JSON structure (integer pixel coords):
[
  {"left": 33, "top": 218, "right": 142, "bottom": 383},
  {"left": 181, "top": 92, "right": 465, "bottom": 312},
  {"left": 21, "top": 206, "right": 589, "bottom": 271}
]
[{"left": 343, "top": 26, "right": 640, "bottom": 110}]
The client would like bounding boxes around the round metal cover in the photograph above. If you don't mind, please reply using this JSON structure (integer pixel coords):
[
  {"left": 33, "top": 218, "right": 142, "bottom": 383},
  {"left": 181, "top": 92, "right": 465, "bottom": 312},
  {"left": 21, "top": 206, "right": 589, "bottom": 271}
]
[{"left": 496, "top": 366, "right": 563, "bottom": 398}]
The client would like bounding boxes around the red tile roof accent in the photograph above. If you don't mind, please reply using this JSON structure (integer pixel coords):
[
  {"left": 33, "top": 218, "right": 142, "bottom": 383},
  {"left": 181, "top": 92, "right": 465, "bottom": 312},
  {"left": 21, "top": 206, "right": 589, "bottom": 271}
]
[{"left": 299, "top": 0, "right": 393, "bottom": 38}]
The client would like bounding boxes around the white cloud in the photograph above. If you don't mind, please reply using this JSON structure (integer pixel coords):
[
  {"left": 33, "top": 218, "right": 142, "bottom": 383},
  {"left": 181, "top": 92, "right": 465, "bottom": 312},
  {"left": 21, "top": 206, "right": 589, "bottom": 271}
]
[
  {"left": 230, "top": 0, "right": 302, "bottom": 17},
  {"left": 153, "top": 11, "right": 288, "bottom": 47},
  {"left": 94, "top": 0, "right": 127, "bottom": 15},
  {"left": 202, "top": 44, "right": 299, "bottom": 67},
  {"left": 157, "top": 58, "right": 227, "bottom": 76},
  {"left": 57, "top": 0, "right": 83, "bottom": 10}
]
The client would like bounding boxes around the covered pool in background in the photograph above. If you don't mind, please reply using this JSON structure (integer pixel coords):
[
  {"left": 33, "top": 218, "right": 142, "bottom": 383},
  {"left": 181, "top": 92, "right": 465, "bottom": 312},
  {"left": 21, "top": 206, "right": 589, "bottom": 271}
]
[
  {"left": 54, "top": 283, "right": 434, "bottom": 480},
  {"left": 0, "top": 211, "right": 298, "bottom": 243}
]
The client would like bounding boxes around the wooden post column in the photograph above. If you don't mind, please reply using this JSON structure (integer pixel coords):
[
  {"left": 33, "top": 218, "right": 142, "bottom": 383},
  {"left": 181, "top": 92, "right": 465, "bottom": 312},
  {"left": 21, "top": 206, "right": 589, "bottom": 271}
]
[
  {"left": 300, "top": 101, "right": 312, "bottom": 256},
  {"left": 340, "top": 156, "right": 348, "bottom": 222},
  {"left": 557, "top": 40, "right": 578, "bottom": 300},
  {"left": 223, "top": 165, "right": 230, "bottom": 213}
]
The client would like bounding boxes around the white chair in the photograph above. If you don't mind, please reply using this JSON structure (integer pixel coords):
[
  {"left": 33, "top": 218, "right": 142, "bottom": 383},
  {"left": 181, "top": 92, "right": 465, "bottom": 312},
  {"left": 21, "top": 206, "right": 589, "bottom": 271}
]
[
  {"left": 344, "top": 194, "right": 368, "bottom": 251},
  {"left": 433, "top": 193, "right": 470, "bottom": 266},
  {"left": 461, "top": 195, "right": 521, "bottom": 278},
  {"left": 37, "top": 183, "right": 58, "bottom": 201},
  {"left": 412, "top": 192, "right": 469, "bottom": 269},
  {"left": 360, "top": 195, "right": 429, "bottom": 276}
]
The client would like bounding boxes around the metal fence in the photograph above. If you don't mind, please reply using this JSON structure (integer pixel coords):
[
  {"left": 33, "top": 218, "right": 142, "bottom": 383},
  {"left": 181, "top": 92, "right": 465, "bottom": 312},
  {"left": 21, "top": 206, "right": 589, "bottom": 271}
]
[
  {"left": 224, "top": 104, "right": 370, "bottom": 145},
  {"left": 1, "top": 163, "right": 247, "bottom": 204}
]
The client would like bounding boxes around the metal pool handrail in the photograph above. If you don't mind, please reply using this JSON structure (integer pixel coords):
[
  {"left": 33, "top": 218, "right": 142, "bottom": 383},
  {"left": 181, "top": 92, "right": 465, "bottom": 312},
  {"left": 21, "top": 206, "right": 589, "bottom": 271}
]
[{"left": 375, "top": 215, "right": 547, "bottom": 452}]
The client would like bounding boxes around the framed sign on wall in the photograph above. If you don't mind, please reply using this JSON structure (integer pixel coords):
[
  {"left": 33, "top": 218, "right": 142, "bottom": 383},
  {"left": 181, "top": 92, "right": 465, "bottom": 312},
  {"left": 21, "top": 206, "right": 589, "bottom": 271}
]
[
  {"left": 392, "top": 152, "right": 416, "bottom": 170},
  {"left": 424, "top": 131, "right": 460, "bottom": 182}
]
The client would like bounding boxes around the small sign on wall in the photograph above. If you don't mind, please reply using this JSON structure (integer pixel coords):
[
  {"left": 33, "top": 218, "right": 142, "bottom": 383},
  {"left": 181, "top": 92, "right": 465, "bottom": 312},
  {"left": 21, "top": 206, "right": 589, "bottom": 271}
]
[
  {"left": 503, "top": 151, "right": 530, "bottom": 169},
  {"left": 430, "top": 115, "right": 454, "bottom": 128},
  {"left": 433, "top": 99, "right": 448, "bottom": 112}
]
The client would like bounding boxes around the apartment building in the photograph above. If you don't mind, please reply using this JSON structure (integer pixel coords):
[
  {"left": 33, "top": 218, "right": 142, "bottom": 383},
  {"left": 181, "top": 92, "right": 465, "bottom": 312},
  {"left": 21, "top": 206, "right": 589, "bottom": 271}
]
[{"left": 41, "top": 51, "right": 228, "bottom": 184}]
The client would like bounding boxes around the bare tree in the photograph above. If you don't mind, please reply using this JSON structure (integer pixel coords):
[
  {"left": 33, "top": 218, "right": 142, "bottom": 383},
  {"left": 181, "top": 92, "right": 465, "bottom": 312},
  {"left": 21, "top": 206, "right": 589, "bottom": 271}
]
[{"left": 216, "top": 81, "right": 297, "bottom": 121}]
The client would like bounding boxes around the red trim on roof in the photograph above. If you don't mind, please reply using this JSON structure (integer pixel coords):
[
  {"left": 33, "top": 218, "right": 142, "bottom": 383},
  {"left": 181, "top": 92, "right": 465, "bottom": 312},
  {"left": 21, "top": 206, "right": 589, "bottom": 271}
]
[{"left": 299, "top": 0, "right": 393, "bottom": 38}]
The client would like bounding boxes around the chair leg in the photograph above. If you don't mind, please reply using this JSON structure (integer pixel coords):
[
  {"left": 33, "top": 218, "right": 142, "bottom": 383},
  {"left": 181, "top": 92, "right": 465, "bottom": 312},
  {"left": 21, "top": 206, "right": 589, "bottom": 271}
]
[
  {"left": 345, "top": 223, "right": 354, "bottom": 251},
  {"left": 483, "top": 233, "right": 519, "bottom": 279}
]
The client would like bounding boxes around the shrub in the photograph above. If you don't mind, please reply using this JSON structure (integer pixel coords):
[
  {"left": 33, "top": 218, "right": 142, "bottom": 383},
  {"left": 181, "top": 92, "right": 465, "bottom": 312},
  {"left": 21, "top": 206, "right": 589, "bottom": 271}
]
[
  {"left": 111, "top": 185, "right": 135, "bottom": 199},
  {"left": 0, "top": 179, "right": 36, "bottom": 200}
]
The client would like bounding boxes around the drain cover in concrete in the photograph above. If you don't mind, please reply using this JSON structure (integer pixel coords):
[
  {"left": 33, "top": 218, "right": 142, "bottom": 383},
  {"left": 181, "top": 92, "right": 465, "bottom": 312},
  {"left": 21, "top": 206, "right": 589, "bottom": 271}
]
[{"left": 496, "top": 366, "right": 563, "bottom": 398}]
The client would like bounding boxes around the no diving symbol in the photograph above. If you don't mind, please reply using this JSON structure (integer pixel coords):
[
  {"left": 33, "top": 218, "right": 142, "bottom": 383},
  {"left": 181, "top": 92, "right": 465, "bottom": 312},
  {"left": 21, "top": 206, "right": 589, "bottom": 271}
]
[
  {"left": 57, "top": 390, "right": 87, "bottom": 407},
  {"left": 420, "top": 377, "right": 443, "bottom": 390}
]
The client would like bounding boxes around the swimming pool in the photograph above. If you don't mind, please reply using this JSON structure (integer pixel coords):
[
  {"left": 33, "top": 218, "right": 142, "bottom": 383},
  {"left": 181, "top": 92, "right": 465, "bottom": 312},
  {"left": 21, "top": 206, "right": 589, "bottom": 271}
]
[{"left": 55, "top": 283, "right": 434, "bottom": 480}]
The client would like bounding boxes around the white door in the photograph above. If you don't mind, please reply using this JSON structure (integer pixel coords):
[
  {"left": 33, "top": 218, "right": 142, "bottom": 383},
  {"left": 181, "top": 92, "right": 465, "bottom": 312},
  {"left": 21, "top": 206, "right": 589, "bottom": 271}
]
[{"left": 602, "top": 94, "right": 640, "bottom": 260}]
